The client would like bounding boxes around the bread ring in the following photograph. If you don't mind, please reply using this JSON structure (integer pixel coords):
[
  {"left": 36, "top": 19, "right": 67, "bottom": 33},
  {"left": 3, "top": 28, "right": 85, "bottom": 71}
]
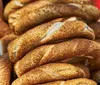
[
  {"left": 12, "top": 63, "right": 90, "bottom": 85},
  {"left": 90, "top": 22, "right": 100, "bottom": 38},
  {"left": 4, "top": 0, "right": 33, "bottom": 20},
  {"left": 0, "top": 20, "right": 12, "bottom": 39},
  {"left": 0, "top": 53, "right": 11, "bottom": 85},
  {"left": 5, "top": 0, "right": 91, "bottom": 21},
  {"left": 8, "top": 2, "right": 100, "bottom": 34},
  {"left": 91, "top": 70, "right": 100, "bottom": 83},
  {"left": 0, "top": 34, "right": 18, "bottom": 56},
  {"left": 8, "top": 18, "right": 95, "bottom": 63},
  {"left": 39, "top": 78, "right": 97, "bottom": 85},
  {"left": 14, "top": 39, "right": 100, "bottom": 77}
]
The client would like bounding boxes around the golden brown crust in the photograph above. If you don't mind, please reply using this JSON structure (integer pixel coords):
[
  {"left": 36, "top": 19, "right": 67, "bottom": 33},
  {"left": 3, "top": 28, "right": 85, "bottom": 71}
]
[
  {"left": 0, "top": 34, "right": 18, "bottom": 56},
  {"left": 12, "top": 63, "right": 90, "bottom": 85},
  {"left": 40, "top": 78, "right": 97, "bottom": 85},
  {"left": 40, "top": 0, "right": 91, "bottom": 4},
  {"left": 8, "top": 2, "right": 100, "bottom": 34},
  {"left": 4, "top": 0, "right": 33, "bottom": 20},
  {"left": 5, "top": 0, "right": 91, "bottom": 21},
  {"left": 91, "top": 70, "right": 100, "bottom": 83},
  {"left": 0, "top": 53, "right": 11, "bottom": 85},
  {"left": 0, "top": 20, "right": 12, "bottom": 39},
  {"left": 14, "top": 39, "right": 100, "bottom": 77},
  {"left": 58, "top": 57, "right": 88, "bottom": 65},
  {"left": 8, "top": 18, "right": 95, "bottom": 63},
  {"left": 89, "top": 22, "right": 100, "bottom": 38}
]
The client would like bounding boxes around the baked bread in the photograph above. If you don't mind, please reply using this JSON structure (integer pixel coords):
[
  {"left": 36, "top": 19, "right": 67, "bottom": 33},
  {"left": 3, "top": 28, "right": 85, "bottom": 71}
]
[
  {"left": 90, "top": 22, "right": 100, "bottom": 38},
  {"left": 12, "top": 63, "right": 90, "bottom": 85},
  {"left": 8, "top": 1, "right": 100, "bottom": 34},
  {"left": 14, "top": 39, "right": 100, "bottom": 77},
  {"left": 59, "top": 57, "right": 88, "bottom": 65},
  {"left": 8, "top": 18, "right": 95, "bottom": 63},
  {"left": 4, "top": 0, "right": 33, "bottom": 20},
  {"left": 0, "top": 20, "right": 12, "bottom": 39},
  {"left": 5, "top": 0, "right": 91, "bottom": 21},
  {"left": 0, "top": 34, "right": 18, "bottom": 56},
  {"left": 0, "top": 53, "right": 11, "bottom": 85},
  {"left": 40, "top": 0, "right": 91, "bottom": 4},
  {"left": 39, "top": 78, "right": 97, "bottom": 85}
]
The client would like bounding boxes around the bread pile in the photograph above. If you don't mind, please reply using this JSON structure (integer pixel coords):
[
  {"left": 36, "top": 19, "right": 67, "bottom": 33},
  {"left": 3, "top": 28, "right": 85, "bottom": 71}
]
[{"left": 0, "top": 0, "right": 100, "bottom": 85}]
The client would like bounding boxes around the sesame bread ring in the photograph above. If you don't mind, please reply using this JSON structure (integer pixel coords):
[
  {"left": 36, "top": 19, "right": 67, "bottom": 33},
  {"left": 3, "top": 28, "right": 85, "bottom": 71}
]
[
  {"left": 8, "top": 18, "right": 95, "bottom": 63},
  {"left": 8, "top": 2, "right": 100, "bottom": 34},
  {"left": 12, "top": 63, "right": 90, "bottom": 85},
  {"left": 14, "top": 39, "right": 100, "bottom": 77}
]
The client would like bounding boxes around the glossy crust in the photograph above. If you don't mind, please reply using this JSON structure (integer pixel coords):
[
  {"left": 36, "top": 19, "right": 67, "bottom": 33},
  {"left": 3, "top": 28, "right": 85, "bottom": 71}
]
[
  {"left": 90, "top": 22, "right": 100, "bottom": 38},
  {"left": 14, "top": 39, "right": 100, "bottom": 77},
  {"left": 0, "top": 53, "right": 11, "bottom": 85},
  {"left": 40, "top": 78, "right": 97, "bottom": 85},
  {"left": 8, "top": 18, "right": 95, "bottom": 63},
  {"left": 12, "top": 63, "right": 90, "bottom": 85},
  {"left": 0, "top": 20, "right": 12, "bottom": 39},
  {"left": 8, "top": 2, "right": 100, "bottom": 34},
  {"left": 0, "top": 34, "right": 18, "bottom": 56},
  {"left": 91, "top": 70, "right": 100, "bottom": 83},
  {"left": 4, "top": 0, "right": 33, "bottom": 20}
]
